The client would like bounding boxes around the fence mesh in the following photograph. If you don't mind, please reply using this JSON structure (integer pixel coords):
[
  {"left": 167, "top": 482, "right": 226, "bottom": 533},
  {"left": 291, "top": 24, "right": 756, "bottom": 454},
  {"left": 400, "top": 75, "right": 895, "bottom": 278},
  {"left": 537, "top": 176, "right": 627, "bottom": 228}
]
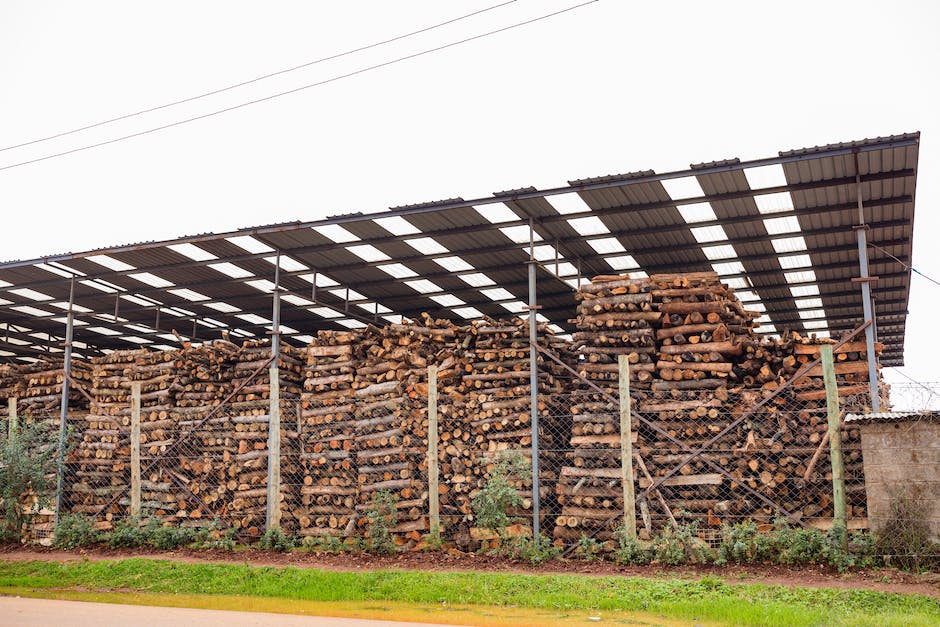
[{"left": 4, "top": 357, "right": 937, "bottom": 552}]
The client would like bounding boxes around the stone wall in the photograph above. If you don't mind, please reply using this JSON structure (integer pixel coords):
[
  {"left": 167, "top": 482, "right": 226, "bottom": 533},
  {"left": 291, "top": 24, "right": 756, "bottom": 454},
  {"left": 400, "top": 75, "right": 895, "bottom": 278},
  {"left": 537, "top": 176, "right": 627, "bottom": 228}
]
[{"left": 859, "top": 420, "right": 940, "bottom": 540}]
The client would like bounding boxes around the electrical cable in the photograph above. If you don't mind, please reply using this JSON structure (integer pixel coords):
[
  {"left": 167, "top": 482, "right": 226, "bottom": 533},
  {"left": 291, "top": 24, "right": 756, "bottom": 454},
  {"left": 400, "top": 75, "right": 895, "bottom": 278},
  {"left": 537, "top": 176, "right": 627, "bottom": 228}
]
[
  {"left": 0, "top": 0, "right": 518, "bottom": 153},
  {"left": 0, "top": 0, "right": 599, "bottom": 173},
  {"left": 868, "top": 242, "right": 940, "bottom": 288}
]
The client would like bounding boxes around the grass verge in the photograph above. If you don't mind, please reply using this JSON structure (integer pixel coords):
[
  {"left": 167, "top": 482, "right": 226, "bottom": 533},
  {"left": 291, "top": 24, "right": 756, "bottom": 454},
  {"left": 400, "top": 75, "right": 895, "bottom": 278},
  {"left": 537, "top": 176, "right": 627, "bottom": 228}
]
[{"left": 0, "top": 558, "right": 937, "bottom": 627}]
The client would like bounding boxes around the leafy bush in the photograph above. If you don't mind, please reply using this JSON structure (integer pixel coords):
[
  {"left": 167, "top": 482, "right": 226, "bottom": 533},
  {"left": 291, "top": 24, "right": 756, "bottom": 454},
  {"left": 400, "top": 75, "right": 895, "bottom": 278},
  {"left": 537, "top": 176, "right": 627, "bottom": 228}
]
[
  {"left": 774, "top": 526, "right": 827, "bottom": 566},
  {"left": 148, "top": 523, "right": 196, "bottom": 550},
  {"left": 53, "top": 513, "right": 98, "bottom": 549},
  {"left": 365, "top": 490, "right": 398, "bottom": 554},
  {"left": 874, "top": 492, "right": 940, "bottom": 571},
  {"left": 651, "top": 522, "right": 710, "bottom": 566},
  {"left": 193, "top": 520, "right": 236, "bottom": 551},
  {"left": 505, "top": 534, "right": 560, "bottom": 564},
  {"left": 472, "top": 451, "right": 528, "bottom": 536},
  {"left": 303, "top": 535, "right": 349, "bottom": 552},
  {"left": 258, "top": 526, "right": 295, "bottom": 552},
  {"left": 716, "top": 520, "right": 774, "bottom": 565},
  {"left": 0, "top": 422, "right": 59, "bottom": 541},
  {"left": 108, "top": 517, "right": 148, "bottom": 548},
  {"left": 613, "top": 524, "right": 651, "bottom": 565},
  {"left": 572, "top": 534, "right": 602, "bottom": 561}
]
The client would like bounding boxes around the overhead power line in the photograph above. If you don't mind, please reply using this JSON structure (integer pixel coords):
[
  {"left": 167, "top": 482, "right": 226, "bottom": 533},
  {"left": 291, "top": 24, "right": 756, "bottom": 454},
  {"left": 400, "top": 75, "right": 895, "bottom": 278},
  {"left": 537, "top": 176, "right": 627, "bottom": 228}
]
[
  {"left": 0, "top": 0, "right": 518, "bottom": 154},
  {"left": 869, "top": 242, "right": 940, "bottom": 288},
  {"left": 0, "top": 0, "right": 599, "bottom": 173}
]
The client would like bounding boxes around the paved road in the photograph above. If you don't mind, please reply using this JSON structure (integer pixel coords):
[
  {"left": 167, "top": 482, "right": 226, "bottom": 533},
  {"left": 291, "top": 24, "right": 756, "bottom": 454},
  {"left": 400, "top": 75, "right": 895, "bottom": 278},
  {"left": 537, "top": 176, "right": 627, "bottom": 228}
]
[{"left": 0, "top": 596, "right": 458, "bottom": 627}]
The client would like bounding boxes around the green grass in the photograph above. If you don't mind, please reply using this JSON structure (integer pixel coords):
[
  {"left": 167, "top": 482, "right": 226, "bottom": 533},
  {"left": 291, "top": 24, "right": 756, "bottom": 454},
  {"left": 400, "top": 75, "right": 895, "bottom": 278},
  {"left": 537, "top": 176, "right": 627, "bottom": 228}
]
[{"left": 0, "top": 558, "right": 937, "bottom": 627}]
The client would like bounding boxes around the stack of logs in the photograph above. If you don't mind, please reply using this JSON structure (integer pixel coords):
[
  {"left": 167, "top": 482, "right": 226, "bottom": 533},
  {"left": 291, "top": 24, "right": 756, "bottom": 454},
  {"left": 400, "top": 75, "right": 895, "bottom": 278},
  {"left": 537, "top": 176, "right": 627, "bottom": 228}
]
[{"left": 556, "top": 271, "right": 879, "bottom": 542}]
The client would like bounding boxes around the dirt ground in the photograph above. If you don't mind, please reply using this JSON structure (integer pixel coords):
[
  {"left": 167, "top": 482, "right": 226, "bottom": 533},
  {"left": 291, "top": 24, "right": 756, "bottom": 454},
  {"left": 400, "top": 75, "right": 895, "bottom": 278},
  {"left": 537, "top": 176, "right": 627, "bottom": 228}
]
[{"left": 1, "top": 544, "right": 938, "bottom": 599}]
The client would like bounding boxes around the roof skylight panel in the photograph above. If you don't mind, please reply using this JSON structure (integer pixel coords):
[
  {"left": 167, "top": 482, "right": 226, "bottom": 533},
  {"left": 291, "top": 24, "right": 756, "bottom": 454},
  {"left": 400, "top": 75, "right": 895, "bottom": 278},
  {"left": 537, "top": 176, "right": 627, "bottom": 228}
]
[
  {"left": 434, "top": 256, "right": 474, "bottom": 272},
  {"left": 355, "top": 302, "right": 393, "bottom": 314},
  {"left": 403, "top": 280, "right": 441, "bottom": 294},
  {"left": 747, "top": 302, "right": 766, "bottom": 313},
  {"left": 712, "top": 261, "right": 745, "bottom": 276},
  {"left": 129, "top": 272, "right": 174, "bottom": 288},
  {"left": 208, "top": 262, "right": 253, "bottom": 279},
  {"left": 168, "top": 243, "right": 217, "bottom": 261},
  {"left": 723, "top": 277, "right": 748, "bottom": 289},
  {"left": 735, "top": 290, "right": 759, "bottom": 302},
  {"left": 236, "top": 313, "right": 271, "bottom": 325},
  {"left": 86, "top": 326, "right": 122, "bottom": 336},
  {"left": 754, "top": 324, "right": 778, "bottom": 334},
  {"left": 9, "top": 288, "right": 52, "bottom": 301},
  {"left": 754, "top": 191, "right": 794, "bottom": 214},
  {"left": 265, "top": 255, "right": 309, "bottom": 272},
  {"left": 784, "top": 270, "right": 817, "bottom": 284},
  {"left": 335, "top": 319, "right": 367, "bottom": 329},
  {"left": 79, "top": 279, "right": 119, "bottom": 293},
  {"left": 790, "top": 285, "right": 820, "bottom": 297},
  {"left": 813, "top": 330, "right": 831, "bottom": 338},
  {"left": 382, "top": 314, "right": 404, "bottom": 324},
  {"left": 36, "top": 263, "right": 81, "bottom": 278},
  {"left": 10, "top": 305, "right": 53, "bottom": 317},
  {"left": 168, "top": 288, "right": 209, "bottom": 302},
  {"left": 430, "top": 294, "right": 465, "bottom": 307},
  {"left": 763, "top": 216, "right": 801, "bottom": 235},
  {"left": 500, "top": 301, "right": 527, "bottom": 313},
  {"left": 546, "top": 192, "right": 591, "bottom": 215},
  {"left": 690, "top": 225, "right": 728, "bottom": 243},
  {"left": 588, "top": 237, "right": 627, "bottom": 255},
  {"left": 452, "top": 306, "right": 484, "bottom": 319},
  {"left": 567, "top": 216, "right": 609, "bottom": 236},
  {"left": 778, "top": 254, "right": 812, "bottom": 269},
  {"left": 282, "top": 294, "right": 314, "bottom": 306},
  {"left": 630, "top": 271, "right": 649, "bottom": 279},
  {"left": 121, "top": 336, "right": 152, "bottom": 344},
  {"left": 298, "top": 272, "right": 339, "bottom": 287},
  {"left": 404, "top": 237, "right": 449, "bottom": 255},
  {"left": 294, "top": 334, "right": 315, "bottom": 344},
  {"left": 606, "top": 255, "right": 640, "bottom": 271},
  {"left": 373, "top": 215, "right": 420, "bottom": 236},
  {"left": 796, "top": 298, "right": 824, "bottom": 308},
  {"left": 52, "top": 317, "right": 88, "bottom": 326},
  {"left": 772, "top": 236, "right": 808, "bottom": 253},
  {"left": 459, "top": 273, "right": 496, "bottom": 287},
  {"left": 87, "top": 254, "right": 136, "bottom": 272},
  {"left": 474, "top": 203, "right": 519, "bottom": 223},
  {"left": 553, "top": 261, "right": 579, "bottom": 276},
  {"left": 376, "top": 263, "right": 419, "bottom": 279},
  {"left": 743, "top": 164, "right": 788, "bottom": 189},
  {"left": 500, "top": 225, "right": 543, "bottom": 244},
  {"left": 702, "top": 244, "right": 736, "bottom": 261},
  {"left": 803, "top": 321, "right": 827, "bottom": 329},
  {"left": 344, "top": 245, "right": 389, "bottom": 263},
  {"left": 226, "top": 235, "right": 275, "bottom": 253},
  {"left": 328, "top": 287, "right": 366, "bottom": 300},
  {"left": 676, "top": 202, "right": 717, "bottom": 223},
  {"left": 245, "top": 279, "right": 277, "bottom": 293},
  {"left": 661, "top": 176, "right": 705, "bottom": 201},
  {"left": 309, "top": 307, "right": 342, "bottom": 319},
  {"left": 481, "top": 288, "right": 514, "bottom": 301},
  {"left": 799, "top": 309, "right": 826, "bottom": 320},
  {"left": 49, "top": 302, "right": 92, "bottom": 313},
  {"left": 204, "top": 301, "right": 240, "bottom": 313},
  {"left": 313, "top": 224, "right": 359, "bottom": 244}
]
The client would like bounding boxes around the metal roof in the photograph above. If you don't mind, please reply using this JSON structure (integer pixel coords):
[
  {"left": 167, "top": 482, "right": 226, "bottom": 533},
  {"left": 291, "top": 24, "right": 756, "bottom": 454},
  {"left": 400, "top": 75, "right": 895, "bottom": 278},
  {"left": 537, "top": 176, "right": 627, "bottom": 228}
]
[
  {"left": 0, "top": 133, "right": 919, "bottom": 366},
  {"left": 845, "top": 411, "right": 940, "bottom": 424}
]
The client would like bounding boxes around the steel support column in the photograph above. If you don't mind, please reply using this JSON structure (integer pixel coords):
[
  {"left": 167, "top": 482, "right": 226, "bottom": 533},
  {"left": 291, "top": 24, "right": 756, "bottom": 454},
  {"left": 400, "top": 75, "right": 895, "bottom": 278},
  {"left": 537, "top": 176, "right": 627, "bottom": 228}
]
[
  {"left": 53, "top": 277, "right": 75, "bottom": 529},
  {"left": 266, "top": 252, "right": 282, "bottom": 529},
  {"left": 853, "top": 151, "right": 881, "bottom": 412},
  {"left": 527, "top": 220, "right": 540, "bottom": 539}
]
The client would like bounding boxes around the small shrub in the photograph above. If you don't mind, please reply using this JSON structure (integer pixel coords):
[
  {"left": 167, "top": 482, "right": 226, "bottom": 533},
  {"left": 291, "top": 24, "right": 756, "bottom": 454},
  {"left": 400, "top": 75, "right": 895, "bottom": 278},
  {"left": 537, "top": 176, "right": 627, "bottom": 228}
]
[
  {"left": 874, "top": 492, "right": 939, "bottom": 571},
  {"left": 53, "top": 513, "right": 98, "bottom": 549},
  {"left": 572, "top": 534, "right": 602, "bottom": 561},
  {"left": 0, "top": 422, "right": 59, "bottom": 541},
  {"left": 773, "top": 526, "right": 827, "bottom": 566},
  {"left": 108, "top": 517, "right": 148, "bottom": 548},
  {"left": 716, "top": 520, "right": 774, "bottom": 565},
  {"left": 506, "top": 534, "right": 560, "bottom": 564},
  {"left": 193, "top": 521, "right": 236, "bottom": 551},
  {"left": 365, "top": 490, "right": 398, "bottom": 554},
  {"left": 258, "top": 526, "right": 295, "bottom": 551},
  {"left": 149, "top": 523, "right": 196, "bottom": 550},
  {"left": 472, "top": 451, "right": 528, "bottom": 537},
  {"left": 652, "top": 522, "right": 711, "bottom": 566},
  {"left": 613, "top": 524, "right": 651, "bottom": 566},
  {"left": 424, "top": 530, "right": 444, "bottom": 551},
  {"left": 303, "top": 535, "right": 349, "bottom": 552}
]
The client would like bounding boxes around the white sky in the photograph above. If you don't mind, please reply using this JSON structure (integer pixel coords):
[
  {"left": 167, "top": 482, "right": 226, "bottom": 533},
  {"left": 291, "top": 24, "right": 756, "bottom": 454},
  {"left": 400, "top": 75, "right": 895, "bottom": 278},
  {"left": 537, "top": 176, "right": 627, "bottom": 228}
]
[{"left": 0, "top": 0, "right": 938, "bottom": 386}]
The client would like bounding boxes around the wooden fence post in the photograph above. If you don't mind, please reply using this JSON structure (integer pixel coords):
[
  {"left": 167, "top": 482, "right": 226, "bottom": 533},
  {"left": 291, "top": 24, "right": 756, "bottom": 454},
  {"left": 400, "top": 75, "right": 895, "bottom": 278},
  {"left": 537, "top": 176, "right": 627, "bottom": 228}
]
[
  {"left": 820, "top": 345, "right": 847, "bottom": 544},
  {"left": 130, "top": 382, "right": 141, "bottom": 519},
  {"left": 618, "top": 355, "right": 636, "bottom": 540},
  {"left": 427, "top": 365, "right": 440, "bottom": 536},
  {"left": 7, "top": 397, "right": 16, "bottom": 443}
]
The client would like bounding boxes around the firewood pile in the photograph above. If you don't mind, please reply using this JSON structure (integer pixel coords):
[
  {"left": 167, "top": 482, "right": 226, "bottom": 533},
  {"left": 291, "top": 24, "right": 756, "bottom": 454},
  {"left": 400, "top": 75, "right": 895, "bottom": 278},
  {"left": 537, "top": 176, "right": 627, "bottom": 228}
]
[{"left": 556, "top": 271, "right": 879, "bottom": 541}]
